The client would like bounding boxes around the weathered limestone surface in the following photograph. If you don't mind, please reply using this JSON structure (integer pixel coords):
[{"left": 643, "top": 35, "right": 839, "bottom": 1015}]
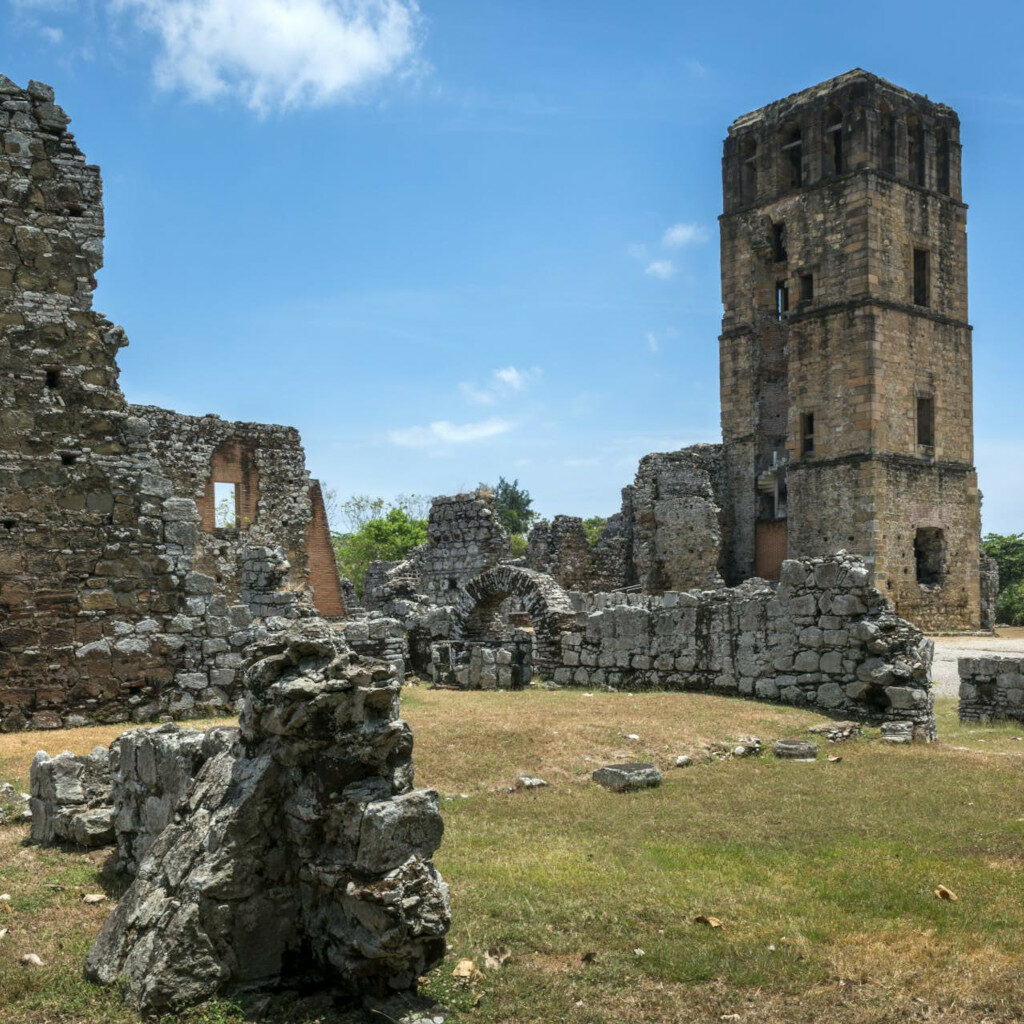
[
  {"left": 552, "top": 553, "right": 935, "bottom": 736},
  {"left": 84, "top": 621, "right": 449, "bottom": 1013},
  {"left": 110, "top": 722, "right": 237, "bottom": 876},
  {"left": 29, "top": 746, "right": 113, "bottom": 847},
  {"left": 526, "top": 514, "right": 627, "bottom": 592},
  {"left": 429, "top": 637, "right": 533, "bottom": 690},
  {"left": 958, "top": 655, "right": 1024, "bottom": 724},
  {"left": 979, "top": 554, "right": 999, "bottom": 632}
]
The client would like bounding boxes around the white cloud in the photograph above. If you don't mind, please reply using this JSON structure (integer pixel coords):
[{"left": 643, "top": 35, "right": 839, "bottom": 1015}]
[
  {"left": 112, "top": 0, "right": 423, "bottom": 113},
  {"left": 460, "top": 365, "right": 540, "bottom": 405},
  {"left": 40, "top": 25, "right": 64, "bottom": 42},
  {"left": 646, "top": 331, "right": 659, "bottom": 353},
  {"left": 388, "top": 417, "right": 514, "bottom": 448},
  {"left": 644, "top": 259, "right": 675, "bottom": 280},
  {"left": 644, "top": 326, "right": 677, "bottom": 353},
  {"left": 686, "top": 58, "right": 707, "bottom": 78},
  {"left": 662, "top": 222, "right": 709, "bottom": 248},
  {"left": 564, "top": 457, "right": 600, "bottom": 468}
]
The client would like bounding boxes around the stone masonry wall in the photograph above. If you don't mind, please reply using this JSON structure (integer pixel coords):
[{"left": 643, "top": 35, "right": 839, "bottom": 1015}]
[
  {"left": 553, "top": 552, "right": 935, "bottom": 735},
  {"left": 0, "top": 76, "right": 346, "bottom": 730},
  {"left": 958, "top": 655, "right": 1024, "bottom": 724},
  {"left": 526, "top": 514, "right": 627, "bottom": 592}
]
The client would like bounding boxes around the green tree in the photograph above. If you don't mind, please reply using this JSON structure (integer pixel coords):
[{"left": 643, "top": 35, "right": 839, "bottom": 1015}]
[
  {"left": 481, "top": 477, "right": 536, "bottom": 535},
  {"left": 582, "top": 515, "right": 609, "bottom": 547},
  {"left": 983, "top": 533, "right": 1024, "bottom": 626},
  {"left": 331, "top": 498, "right": 428, "bottom": 595}
]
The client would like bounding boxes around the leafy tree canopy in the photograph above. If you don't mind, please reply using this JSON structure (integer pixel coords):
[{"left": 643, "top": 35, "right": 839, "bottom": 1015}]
[
  {"left": 982, "top": 533, "right": 1024, "bottom": 626},
  {"left": 582, "top": 516, "right": 609, "bottom": 547},
  {"left": 480, "top": 476, "right": 536, "bottom": 536}
]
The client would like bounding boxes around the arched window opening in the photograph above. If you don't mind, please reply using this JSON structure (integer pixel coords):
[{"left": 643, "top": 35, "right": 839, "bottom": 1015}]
[
  {"left": 781, "top": 124, "right": 803, "bottom": 188},
  {"left": 740, "top": 136, "right": 758, "bottom": 203},
  {"left": 907, "top": 116, "right": 925, "bottom": 187},
  {"left": 935, "top": 126, "right": 951, "bottom": 194},
  {"left": 825, "top": 106, "right": 844, "bottom": 175}
]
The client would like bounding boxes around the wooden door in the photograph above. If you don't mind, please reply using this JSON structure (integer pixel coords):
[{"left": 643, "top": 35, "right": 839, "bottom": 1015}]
[{"left": 755, "top": 520, "right": 788, "bottom": 581}]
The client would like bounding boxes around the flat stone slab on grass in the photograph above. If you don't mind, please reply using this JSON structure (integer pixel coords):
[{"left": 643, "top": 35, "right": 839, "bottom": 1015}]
[
  {"left": 773, "top": 739, "right": 818, "bottom": 761},
  {"left": 592, "top": 763, "right": 662, "bottom": 792}
]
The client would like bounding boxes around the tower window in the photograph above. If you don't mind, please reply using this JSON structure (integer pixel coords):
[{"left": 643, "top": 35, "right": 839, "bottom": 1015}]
[
  {"left": 781, "top": 125, "right": 803, "bottom": 188},
  {"left": 907, "top": 117, "right": 925, "bottom": 187},
  {"left": 913, "top": 248, "right": 930, "bottom": 306},
  {"left": 916, "top": 394, "right": 935, "bottom": 447},
  {"left": 740, "top": 136, "right": 758, "bottom": 203},
  {"left": 800, "top": 412, "right": 815, "bottom": 456},
  {"left": 936, "top": 127, "right": 951, "bottom": 194},
  {"left": 44, "top": 368, "right": 61, "bottom": 389},
  {"left": 914, "top": 527, "right": 945, "bottom": 586},
  {"left": 799, "top": 273, "right": 814, "bottom": 303},
  {"left": 826, "top": 108, "right": 843, "bottom": 175},
  {"left": 878, "top": 103, "right": 895, "bottom": 174},
  {"left": 771, "top": 222, "right": 787, "bottom": 261},
  {"left": 775, "top": 280, "right": 789, "bottom": 320}
]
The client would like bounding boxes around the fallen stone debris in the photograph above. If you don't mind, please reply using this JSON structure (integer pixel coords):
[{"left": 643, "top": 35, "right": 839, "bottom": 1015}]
[
  {"left": 773, "top": 739, "right": 819, "bottom": 761},
  {"left": 807, "top": 721, "right": 863, "bottom": 742},
  {"left": 592, "top": 763, "right": 663, "bottom": 792},
  {"left": 29, "top": 746, "right": 114, "bottom": 847}
]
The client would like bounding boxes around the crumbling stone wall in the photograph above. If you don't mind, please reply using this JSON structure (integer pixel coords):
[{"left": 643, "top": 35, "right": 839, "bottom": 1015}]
[
  {"left": 979, "top": 554, "right": 999, "bottom": 631},
  {"left": 29, "top": 745, "right": 114, "bottom": 847},
  {"left": 429, "top": 637, "right": 533, "bottom": 689},
  {"left": 626, "top": 445, "right": 727, "bottom": 592},
  {"left": 0, "top": 76, "right": 346, "bottom": 731},
  {"left": 369, "top": 491, "right": 510, "bottom": 607},
  {"left": 958, "top": 655, "right": 1024, "bottom": 724},
  {"left": 550, "top": 552, "right": 934, "bottom": 736},
  {"left": 526, "top": 514, "right": 626, "bottom": 592},
  {"left": 85, "top": 620, "right": 449, "bottom": 1014}
]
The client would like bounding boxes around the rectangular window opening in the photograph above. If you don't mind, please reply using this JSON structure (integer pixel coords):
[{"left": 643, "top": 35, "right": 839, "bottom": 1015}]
[
  {"left": 771, "top": 222, "right": 787, "bottom": 261},
  {"left": 801, "top": 411, "right": 815, "bottom": 456},
  {"left": 916, "top": 395, "right": 935, "bottom": 447},
  {"left": 829, "top": 124, "right": 843, "bottom": 174},
  {"left": 913, "top": 248, "right": 930, "bottom": 306},
  {"left": 775, "top": 281, "right": 789, "bottom": 320},
  {"left": 214, "top": 481, "right": 239, "bottom": 529},
  {"left": 45, "top": 368, "right": 61, "bottom": 389},
  {"left": 799, "top": 273, "right": 814, "bottom": 303},
  {"left": 914, "top": 527, "right": 945, "bottom": 586}
]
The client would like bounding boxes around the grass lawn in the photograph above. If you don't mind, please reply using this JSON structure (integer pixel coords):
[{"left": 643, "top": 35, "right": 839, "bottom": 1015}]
[{"left": 1, "top": 691, "right": 1022, "bottom": 1023}]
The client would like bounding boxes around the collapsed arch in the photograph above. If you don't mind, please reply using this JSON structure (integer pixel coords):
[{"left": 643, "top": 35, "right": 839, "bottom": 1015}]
[{"left": 454, "top": 566, "right": 575, "bottom": 675}]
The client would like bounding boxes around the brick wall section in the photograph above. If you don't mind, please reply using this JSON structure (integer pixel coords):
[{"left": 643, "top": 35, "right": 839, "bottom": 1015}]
[
  {"left": 958, "top": 656, "right": 1024, "bottom": 723},
  {"left": 306, "top": 480, "right": 345, "bottom": 617}
]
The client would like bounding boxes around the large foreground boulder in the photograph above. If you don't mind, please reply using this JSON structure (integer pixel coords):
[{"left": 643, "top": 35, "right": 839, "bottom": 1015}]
[{"left": 84, "top": 621, "right": 450, "bottom": 1013}]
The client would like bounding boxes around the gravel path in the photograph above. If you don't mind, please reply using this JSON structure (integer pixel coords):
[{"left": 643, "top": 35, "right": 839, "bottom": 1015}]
[{"left": 930, "top": 632, "right": 1024, "bottom": 696}]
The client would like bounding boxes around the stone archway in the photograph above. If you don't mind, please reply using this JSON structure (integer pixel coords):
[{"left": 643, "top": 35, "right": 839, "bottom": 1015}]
[{"left": 454, "top": 566, "right": 576, "bottom": 676}]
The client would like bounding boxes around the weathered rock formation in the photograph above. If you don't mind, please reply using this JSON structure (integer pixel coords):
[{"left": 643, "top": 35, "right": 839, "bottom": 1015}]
[
  {"left": 84, "top": 621, "right": 449, "bottom": 1013},
  {"left": 29, "top": 745, "right": 114, "bottom": 847}
]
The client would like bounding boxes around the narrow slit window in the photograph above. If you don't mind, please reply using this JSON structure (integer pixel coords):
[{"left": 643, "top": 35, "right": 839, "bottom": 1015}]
[
  {"left": 775, "top": 280, "right": 789, "bottom": 320},
  {"left": 907, "top": 118, "right": 925, "bottom": 186},
  {"left": 781, "top": 125, "right": 803, "bottom": 187},
  {"left": 914, "top": 527, "right": 945, "bottom": 585},
  {"left": 214, "top": 481, "right": 239, "bottom": 529},
  {"left": 936, "top": 127, "right": 951, "bottom": 194},
  {"left": 826, "top": 108, "right": 843, "bottom": 174},
  {"left": 800, "top": 273, "right": 814, "bottom": 303},
  {"left": 45, "top": 368, "right": 60, "bottom": 389},
  {"left": 740, "top": 136, "right": 758, "bottom": 203},
  {"left": 913, "top": 248, "right": 930, "bottom": 306},
  {"left": 771, "top": 222, "right": 787, "bottom": 261},
  {"left": 801, "top": 412, "right": 815, "bottom": 456},
  {"left": 916, "top": 395, "right": 935, "bottom": 447}
]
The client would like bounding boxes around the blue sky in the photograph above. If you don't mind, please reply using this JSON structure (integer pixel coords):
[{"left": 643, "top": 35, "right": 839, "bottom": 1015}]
[{"left": 2, "top": 0, "right": 1022, "bottom": 532}]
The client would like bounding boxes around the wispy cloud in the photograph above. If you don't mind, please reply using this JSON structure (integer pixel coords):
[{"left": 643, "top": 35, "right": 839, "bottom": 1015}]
[
  {"left": 459, "top": 365, "right": 541, "bottom": 405},
  {"left": 40, "top": 24, "right": 64, "bottom": 42},
  {"left": 645, "top": 326, "right": 678, "bottom": 353},
  {"left": 111, "top": 0, "right": 423, "bottom": 114},
  {"left": 389, "top": 417, "right": 514, "bottom": 448},
  {"left": 662, "top": 222, "right": 708, "bottom": 248},
  {"left": 644, "top": 259, "right": 675, "bottom": 280},
  {"left": 686, "top": 58, "right": 707, "bottom": 78}
]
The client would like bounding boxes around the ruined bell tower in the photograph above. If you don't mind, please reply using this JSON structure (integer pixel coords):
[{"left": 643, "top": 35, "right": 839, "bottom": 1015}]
[{"left": 718, "top": 69, "right": 982, "bottom": 631}]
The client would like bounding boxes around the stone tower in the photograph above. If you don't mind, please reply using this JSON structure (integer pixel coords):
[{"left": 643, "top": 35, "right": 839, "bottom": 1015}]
[{"left": 718, "top": 69, "right": 982, "bottom": 631}]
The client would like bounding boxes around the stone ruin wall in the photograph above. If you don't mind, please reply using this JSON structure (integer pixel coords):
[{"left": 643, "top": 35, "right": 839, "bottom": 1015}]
[
  {"left": 958, "top": 654, "right": 1024, "bottom": 724},
  {"left": 0, "top": 77, "right": 346, "bottom": 731},
  {"left": 525, "top": 513, "right": 627, "bottom": 592}
]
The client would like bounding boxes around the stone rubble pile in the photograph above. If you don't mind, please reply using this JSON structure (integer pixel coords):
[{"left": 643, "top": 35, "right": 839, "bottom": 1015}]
[
  {"left": 958, "top": 655, "right": 1024, "bottom": 724},
  {"left": 84, "top": 620, "right": 449, "bottom": 1013},
  {"left": 29, "top": 746, "right": 114, "bottom": 847}
]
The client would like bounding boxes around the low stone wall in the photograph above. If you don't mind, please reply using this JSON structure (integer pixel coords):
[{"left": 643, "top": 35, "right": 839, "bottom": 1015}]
[
  {"left": 429, "top": 638, "right": 532, "bottom": 689},
  {"left": 958, "top": 655, "right": 1024, "bottom": 723},
  {"left": 29, "top": 746, "right": 114, "bottom": 847},
  {"left": 339, "top": 614, "right": 406, "bottom": 683},
  {"left": 553, "top": 553, "right": 935, "bottom": 736},
  {"left": 110, "top": 722, "right": 237, "bottom": 875}
]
